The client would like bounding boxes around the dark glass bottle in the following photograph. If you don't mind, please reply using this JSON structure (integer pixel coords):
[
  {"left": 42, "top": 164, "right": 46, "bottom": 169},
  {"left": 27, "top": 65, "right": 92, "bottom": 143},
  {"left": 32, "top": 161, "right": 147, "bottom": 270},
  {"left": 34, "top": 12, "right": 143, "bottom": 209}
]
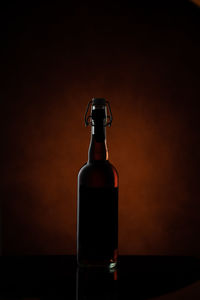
[{"left": 77, "top": 98, "right": 119, "bottom": 269}]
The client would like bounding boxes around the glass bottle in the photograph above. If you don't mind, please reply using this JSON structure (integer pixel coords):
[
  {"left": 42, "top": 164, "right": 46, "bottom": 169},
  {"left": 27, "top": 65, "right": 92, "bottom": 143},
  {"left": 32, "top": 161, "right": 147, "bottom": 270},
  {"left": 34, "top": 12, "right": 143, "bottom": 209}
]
[{"left": 77, "top": 98, "right": 119, "bottom": 269}]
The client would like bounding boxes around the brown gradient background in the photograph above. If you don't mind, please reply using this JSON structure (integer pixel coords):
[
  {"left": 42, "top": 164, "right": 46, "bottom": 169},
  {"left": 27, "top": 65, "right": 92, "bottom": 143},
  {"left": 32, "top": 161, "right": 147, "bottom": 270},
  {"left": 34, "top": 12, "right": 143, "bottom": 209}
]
[{"left": 1, "top": 1, "right": 200, "bottom": 255}]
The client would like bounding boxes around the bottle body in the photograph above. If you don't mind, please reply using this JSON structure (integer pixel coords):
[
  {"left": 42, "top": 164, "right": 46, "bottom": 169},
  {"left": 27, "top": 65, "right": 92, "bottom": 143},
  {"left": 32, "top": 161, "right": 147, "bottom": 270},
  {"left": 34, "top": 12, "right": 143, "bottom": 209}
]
[{"left": 77, "top": 161, "right": 118, "bottom": 268}]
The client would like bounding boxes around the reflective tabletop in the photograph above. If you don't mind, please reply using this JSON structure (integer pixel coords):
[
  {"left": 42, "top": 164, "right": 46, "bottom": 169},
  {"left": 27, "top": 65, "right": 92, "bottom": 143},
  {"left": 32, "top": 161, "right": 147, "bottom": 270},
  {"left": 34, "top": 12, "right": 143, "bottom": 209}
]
[{"left": 1, "top": 255, "right": 200, "bottom": 299}]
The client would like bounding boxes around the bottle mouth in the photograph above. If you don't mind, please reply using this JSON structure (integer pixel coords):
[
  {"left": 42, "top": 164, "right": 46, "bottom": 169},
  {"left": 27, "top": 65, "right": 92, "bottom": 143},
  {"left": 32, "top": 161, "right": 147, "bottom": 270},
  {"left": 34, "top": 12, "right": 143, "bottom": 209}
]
[
  {"left": 84, "top": 98, "right": 113, "bottom": 127},
  {"left": 92, "top": 98, "right": 106, "bottom": 106},
  {"left": 91, "top": 105, "right": 107, "bottom": 126}
]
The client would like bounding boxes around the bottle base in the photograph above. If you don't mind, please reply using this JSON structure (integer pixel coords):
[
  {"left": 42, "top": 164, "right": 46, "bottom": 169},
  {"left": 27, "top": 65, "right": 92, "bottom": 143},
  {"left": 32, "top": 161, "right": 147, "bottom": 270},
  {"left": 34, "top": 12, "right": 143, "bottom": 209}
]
[
  {"left": 77, "top": 258, "right": 118, "bottom": 270},
  {"left": 77, "top": 249, "right": 118, "bottom": 269}
]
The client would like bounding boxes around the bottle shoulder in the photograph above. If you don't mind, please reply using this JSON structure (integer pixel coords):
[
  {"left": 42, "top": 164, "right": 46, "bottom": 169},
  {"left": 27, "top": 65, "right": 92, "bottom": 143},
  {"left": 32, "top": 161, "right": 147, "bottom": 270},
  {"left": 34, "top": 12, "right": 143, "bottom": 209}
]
[
  {"left": 78, "top": 162, "right": 88, "bottom": 174},
  {"left": 78, "top": 160, "right": 118, "bottom": 173},
  {"left": 108, "top": 161, "right": 119, "bottom": 178},
  {"left": 78, "top": 160, "right": 118, "bottom": 187}
]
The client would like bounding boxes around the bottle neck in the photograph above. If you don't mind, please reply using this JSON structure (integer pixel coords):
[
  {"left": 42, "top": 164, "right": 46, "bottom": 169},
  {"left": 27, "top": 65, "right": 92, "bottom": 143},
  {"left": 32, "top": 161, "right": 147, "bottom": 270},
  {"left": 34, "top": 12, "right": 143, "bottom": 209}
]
[{"left": 88, "top": 123, "right": 108, "bottom": 162}]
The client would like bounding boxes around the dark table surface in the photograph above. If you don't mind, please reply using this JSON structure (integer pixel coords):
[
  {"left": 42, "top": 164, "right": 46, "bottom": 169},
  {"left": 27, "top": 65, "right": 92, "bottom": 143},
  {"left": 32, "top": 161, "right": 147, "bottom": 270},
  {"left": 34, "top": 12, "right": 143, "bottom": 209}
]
[{"left": 1, "top": 255, "right": 200, "bottom": 299}]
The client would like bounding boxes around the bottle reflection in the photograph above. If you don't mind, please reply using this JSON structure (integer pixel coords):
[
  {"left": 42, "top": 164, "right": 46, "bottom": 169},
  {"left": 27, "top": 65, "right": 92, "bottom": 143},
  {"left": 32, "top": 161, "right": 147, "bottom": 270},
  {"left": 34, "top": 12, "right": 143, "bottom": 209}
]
[{"left": 76, "top": 266, "right": 118, "bottom": 300}]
